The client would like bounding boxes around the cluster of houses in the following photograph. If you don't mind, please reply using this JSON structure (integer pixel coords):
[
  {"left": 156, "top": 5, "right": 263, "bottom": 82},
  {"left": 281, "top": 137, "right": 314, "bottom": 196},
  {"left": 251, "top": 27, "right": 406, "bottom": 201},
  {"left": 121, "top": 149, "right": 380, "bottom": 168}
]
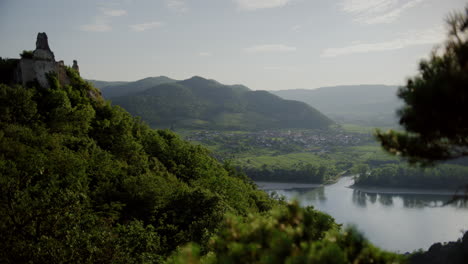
[{"left": 186, "top": 129, "right": 371, "bottom": 152}]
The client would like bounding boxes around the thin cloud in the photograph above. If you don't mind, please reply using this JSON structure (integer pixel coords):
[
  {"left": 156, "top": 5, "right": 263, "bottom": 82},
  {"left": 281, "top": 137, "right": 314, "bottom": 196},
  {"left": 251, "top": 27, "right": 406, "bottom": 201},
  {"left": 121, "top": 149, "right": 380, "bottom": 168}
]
[
  {"left": 321, "top": 26, "right": 444, "bottom": 57},
  {"left": 80, "top": 23, "right": 112, "bottom": 32},
  {"left": 291, "top": 25, "right": 301, "bottom": 32},
  {"left": 199, "top": 52, "right": 213, "bottom": 57},
  {"left": 245, "top": 44, "right": 297, "bottom": 53},
  {"left": 341, "top": 0, "right": 397, "bottom": 14},
  {"left": 130, "top": 22, "right": 163, "bottom": 32},
  {"left": 340, "top": 0, "right": 425, "bottom": 24},
  {"left": 234, "top": 0, "right": 292, "bottom": 11},
  {"left": 101, "top": 9, "right": 127, "bottom": 17},
  {"left": 264, "top": 66, "right": 303, "bottom": 72},
  {"left": 80, "top": 8, "right": 127, "bottom": 32},
  {"left": 166, "top": 0, "right": 189, "bottom": 12}
]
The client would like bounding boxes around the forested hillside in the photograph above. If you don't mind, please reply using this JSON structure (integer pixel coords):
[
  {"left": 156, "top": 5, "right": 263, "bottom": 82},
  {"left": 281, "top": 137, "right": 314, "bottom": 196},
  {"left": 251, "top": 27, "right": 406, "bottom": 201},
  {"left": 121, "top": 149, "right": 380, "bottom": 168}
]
[
  {"left": 86, "top": 80, "right": 128, "bottom": 90},
  {"left": 353, "top": 164, "right": 468, "bottom": 190},
  {"left": 0, "top": 62, "right": 403, "bottom": 263},
  {"left": 88, "top": 76, "right": 177, "bottom": 98},
  {"left": 111, "top": 76, "right": 333, "bottom": 130},
  {"left": 0, "top": 66, "right": 273, "bottom": 262}
]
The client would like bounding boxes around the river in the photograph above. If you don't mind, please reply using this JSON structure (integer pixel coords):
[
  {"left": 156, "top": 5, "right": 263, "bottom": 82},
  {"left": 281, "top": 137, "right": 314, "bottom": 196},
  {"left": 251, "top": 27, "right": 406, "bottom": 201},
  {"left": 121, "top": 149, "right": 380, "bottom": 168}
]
[{"left": 256, "top": 177, "right": 468, "bottom": 253}]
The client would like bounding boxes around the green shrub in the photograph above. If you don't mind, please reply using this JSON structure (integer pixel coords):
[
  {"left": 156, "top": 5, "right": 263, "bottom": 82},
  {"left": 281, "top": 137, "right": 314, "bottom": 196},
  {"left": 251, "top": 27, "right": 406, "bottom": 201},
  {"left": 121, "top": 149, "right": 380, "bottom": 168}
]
[{"left": 20, "top": 50, "right": 33, "bottom": 59}]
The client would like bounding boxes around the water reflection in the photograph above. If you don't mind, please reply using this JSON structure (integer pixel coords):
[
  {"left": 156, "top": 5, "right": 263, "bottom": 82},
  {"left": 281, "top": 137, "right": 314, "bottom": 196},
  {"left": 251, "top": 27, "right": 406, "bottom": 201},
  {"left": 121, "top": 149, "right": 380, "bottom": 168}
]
[
  {"left": 352, "top": 190, "right": 368, "bottom": 207},
  {"left": 351, "top": 191, "right": 468, "bottom": 209},
  {"left": 368, "top": 193, "right": 377, "bottom": 204},
  {"left": 259, "top": 177, "right": 468, "bottom": 252},
  {"left": 303, "top": 186, "right": 326, "bottom": 202},
  {"left": 275, "top": 186, "right": 468, "bottom": 209},
  {"left": 401, "top": 195, "right": 442, "bottom": 208}
]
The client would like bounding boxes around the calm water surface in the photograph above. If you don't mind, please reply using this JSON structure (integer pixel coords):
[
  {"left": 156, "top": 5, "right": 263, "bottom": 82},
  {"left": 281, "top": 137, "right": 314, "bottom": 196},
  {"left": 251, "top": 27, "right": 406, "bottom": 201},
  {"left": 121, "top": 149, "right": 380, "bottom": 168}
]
[{"left": 256, "top": 177, "right": 468, "bottom": 253}]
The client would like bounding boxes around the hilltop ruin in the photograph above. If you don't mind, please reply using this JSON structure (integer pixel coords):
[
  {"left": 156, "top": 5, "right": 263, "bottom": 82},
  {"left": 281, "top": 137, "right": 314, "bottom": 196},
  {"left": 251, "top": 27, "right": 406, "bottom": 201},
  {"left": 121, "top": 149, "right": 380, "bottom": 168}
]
[{"left": 7, "top": 32, "right": 79, "bottom": 88}]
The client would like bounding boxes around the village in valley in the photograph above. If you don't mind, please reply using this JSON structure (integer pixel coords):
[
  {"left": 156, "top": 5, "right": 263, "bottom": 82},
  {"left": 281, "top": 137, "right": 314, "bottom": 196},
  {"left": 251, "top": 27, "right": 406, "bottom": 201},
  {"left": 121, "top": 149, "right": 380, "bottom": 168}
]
[{"left": 184, "top": 129, "right": 373, "bottom": 155}]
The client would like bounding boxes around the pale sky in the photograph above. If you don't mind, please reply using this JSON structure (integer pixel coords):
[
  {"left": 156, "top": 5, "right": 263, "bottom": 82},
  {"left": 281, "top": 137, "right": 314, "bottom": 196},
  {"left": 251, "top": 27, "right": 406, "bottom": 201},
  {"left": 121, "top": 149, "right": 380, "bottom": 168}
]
[{"left": 0, "top": 0, "right": 465, "bottom": 90}]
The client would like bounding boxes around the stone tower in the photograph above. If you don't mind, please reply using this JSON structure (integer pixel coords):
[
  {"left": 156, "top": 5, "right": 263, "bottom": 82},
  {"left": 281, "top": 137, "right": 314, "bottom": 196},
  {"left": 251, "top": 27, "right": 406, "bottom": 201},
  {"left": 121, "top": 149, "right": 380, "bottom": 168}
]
[
  {"left": 15, "top": 32, "right": 73, "bottom": 88},
  {"left": 72, "top": 60, "right": 80, "bottom": 75},
  {"left": 32, "top": 32, "right": 55, "bottom": 61}
]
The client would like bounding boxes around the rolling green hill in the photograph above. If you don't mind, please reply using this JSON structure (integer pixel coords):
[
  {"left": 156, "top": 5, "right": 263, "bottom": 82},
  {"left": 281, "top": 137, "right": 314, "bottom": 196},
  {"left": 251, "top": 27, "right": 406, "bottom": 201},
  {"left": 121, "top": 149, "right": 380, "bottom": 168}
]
[
  {"left": 110, "top": 76, "right": 334, "bottom": 130},
  {"left": 89, "top": 76, "right": 177, "bottom": 98},
  {"left": 87, "top": 79, "right": 128, "bottom": 90},
  {"left": 271, "top": 85, "right": 401, "bottom": 127}
]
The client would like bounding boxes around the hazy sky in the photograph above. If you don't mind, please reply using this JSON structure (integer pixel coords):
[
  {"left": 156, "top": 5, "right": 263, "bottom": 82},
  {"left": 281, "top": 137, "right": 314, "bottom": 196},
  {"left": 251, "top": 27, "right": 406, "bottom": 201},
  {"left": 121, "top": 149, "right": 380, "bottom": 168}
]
[{"left": 0, "top": 0, "right": 465, "bottom": 90}]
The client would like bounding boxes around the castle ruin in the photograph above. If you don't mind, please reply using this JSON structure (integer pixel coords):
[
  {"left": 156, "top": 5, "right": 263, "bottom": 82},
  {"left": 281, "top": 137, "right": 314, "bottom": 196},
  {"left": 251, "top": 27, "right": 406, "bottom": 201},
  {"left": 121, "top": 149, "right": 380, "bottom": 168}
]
[{"left": 13, "top": 32, "right": 79, "bottom": 88}]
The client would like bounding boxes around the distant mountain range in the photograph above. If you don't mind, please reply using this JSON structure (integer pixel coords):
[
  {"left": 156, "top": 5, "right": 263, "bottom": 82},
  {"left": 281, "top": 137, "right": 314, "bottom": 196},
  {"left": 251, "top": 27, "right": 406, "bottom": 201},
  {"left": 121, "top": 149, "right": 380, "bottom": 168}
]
[
  {"left": 88, "top": 76, "right": 177, "bottom": 98},
  {"left": 89, "top": 76, "right": 333, "bottom": 130},
  {"left": 271, "top": 85, "right": 402, "bottom": 127}
]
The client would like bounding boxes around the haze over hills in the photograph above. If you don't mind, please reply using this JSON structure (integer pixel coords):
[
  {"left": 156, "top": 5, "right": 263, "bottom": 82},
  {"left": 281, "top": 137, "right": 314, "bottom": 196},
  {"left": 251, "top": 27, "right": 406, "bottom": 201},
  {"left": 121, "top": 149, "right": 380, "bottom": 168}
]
[
  {"left": 271, "top": 85, "right": 401, "bottom": 127},
  {"left": 87, "top": 80, "right": 128, "bottom": 90},
  {"left": 89, "top": 78, "right": 400, "bottom": 128},
  {"left": 88, "top": 76, "right": 177, "bottom": 98},
  {"left": 103, "top": 76, "right": 333, "bottom": 130}
]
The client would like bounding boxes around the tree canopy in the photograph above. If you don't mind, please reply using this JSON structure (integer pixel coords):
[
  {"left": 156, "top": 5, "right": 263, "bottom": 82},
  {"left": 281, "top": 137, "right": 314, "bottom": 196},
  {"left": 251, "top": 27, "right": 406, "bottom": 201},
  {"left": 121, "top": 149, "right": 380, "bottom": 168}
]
[
  {"left": 0, "top": 67, "right": 404, "bottom": 263},
  {"left": 376, "top": 9, "right": 468, "bottom": 165},
  {"left": 0, "top": 69, "right": 277, "bottom": 262}
]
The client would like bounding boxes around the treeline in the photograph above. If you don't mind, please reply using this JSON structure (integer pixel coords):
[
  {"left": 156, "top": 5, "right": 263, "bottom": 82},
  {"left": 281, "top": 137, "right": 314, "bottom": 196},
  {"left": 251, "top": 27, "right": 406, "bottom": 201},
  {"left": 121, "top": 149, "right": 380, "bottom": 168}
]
[
  {"left": 0, "top": 67, "right": 402, "bottom": 263},
  {"left": 354, "top": 164, "right": 468, "bottom": 190},
  {"left": 241, "top": 163, "right": 339, "bottom": 183}
]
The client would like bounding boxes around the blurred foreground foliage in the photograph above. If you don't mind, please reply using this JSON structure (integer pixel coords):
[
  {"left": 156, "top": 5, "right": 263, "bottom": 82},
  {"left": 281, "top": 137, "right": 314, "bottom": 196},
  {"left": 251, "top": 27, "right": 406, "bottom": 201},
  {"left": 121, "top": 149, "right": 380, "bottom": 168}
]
[
  {"left": 377, "top": 9, "right": 468, "bottom": 165},
  {"left": 168, "top": 202, "right": 405, "bottom": 264}
]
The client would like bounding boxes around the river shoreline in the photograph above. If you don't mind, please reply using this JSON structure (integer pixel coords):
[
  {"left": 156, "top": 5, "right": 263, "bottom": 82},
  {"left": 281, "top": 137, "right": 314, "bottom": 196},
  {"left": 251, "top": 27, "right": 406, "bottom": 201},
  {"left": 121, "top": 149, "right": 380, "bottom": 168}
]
[
  {"left": 349, "top": 185, "right": 459, "bottom": 196},
  {"left": 255, "top": 177, "right": 468, "bottom": 252},
  {"left": 255, "top": 181, "right": 321, "bottom": 190}
]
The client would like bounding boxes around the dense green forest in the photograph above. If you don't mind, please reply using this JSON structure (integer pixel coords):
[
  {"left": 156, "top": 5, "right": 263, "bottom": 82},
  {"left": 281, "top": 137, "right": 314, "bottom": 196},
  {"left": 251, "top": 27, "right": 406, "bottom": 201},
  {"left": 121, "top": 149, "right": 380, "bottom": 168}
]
[
  {"left": 242, "top": 162, "right": 339, "bottom": 183},
  {"left": 353, "top": 164, "right": 468, "bottom": 190},
  {"left": 110, "top": 76, "right": 333, "bottom": 130},
  {"left": 0, "top": 63, "right": 403, "bottom": 263}
]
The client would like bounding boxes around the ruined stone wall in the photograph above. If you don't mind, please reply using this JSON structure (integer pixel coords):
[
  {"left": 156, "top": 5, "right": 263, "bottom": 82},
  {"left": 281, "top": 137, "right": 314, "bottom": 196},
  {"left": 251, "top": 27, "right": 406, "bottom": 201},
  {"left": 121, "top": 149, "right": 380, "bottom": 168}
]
[
  {"left": 18, "top": 59, "right": 35, "bottom": 85},
  {"left": 33, "top": 60, "right": 58, "bottom": 87},
  {"left": 12, "top": 33, "right": 77, "bottom": 88},
  {"left": 18, "top": 59, "right": 59, "bottom": 87},
  {"left": 57, "top": 62, "right": 70, "bottom": 86}
]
